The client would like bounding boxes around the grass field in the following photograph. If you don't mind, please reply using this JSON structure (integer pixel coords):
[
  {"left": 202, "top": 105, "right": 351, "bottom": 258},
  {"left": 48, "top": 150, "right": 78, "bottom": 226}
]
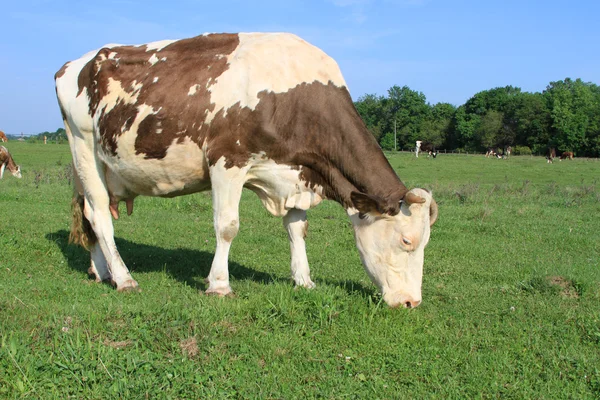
[{"left": 1, "top": 142, "right": 599, "bottom": 398}]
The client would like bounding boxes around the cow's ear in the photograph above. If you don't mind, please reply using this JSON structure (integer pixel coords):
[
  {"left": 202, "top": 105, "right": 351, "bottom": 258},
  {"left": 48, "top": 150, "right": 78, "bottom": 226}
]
[{"left": 351, "top": 191, "right": 385, "bottom": 219}]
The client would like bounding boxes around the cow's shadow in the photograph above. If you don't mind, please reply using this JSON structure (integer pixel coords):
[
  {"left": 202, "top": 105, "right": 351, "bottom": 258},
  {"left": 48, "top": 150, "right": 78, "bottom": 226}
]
[{"left": 46, "top": 230, "right": 375, "bottom": 298}]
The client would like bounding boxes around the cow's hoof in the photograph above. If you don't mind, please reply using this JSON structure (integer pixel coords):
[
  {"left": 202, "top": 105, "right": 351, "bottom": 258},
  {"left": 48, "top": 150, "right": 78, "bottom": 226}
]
[
  {"left": 115, "top": 279, "right": 141, "bottom": 293},
  {"left": 205, "top": 286, "right": 233, "bottom": 297},
  {"left": 294, "top": 279, "right": 316, "bottom": 289}
]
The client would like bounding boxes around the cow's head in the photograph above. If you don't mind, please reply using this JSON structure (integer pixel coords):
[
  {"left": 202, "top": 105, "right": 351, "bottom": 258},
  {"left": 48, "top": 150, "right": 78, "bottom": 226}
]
[
  {"left": 349, "top": 188, "right": 437, "bottom": 308},
  {"left": 12, "top": 165, "right": 22, "bottom": 179}
]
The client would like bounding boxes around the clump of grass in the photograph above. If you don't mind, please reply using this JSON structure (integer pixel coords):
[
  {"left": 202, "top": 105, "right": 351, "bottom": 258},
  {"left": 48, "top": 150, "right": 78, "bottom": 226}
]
[
  {"left": 519, "top": 275, "right": 583, "bottom": 298},
  {"left": 454, "top": 183, "right": 480, "bottom": 204}
]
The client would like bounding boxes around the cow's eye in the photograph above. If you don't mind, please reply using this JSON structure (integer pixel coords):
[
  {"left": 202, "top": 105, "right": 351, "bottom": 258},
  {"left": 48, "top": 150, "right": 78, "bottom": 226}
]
[{"left": 402, "top": 237, "right": 412, "bottom": 246}]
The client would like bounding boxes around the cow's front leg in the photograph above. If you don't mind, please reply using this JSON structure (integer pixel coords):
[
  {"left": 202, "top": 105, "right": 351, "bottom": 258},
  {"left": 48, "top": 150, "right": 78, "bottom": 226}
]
[
  {"left": 205, "top": 159, "right": 248, "bottom": 296},
  {"left": 283, "top": 209, "right": 315, "bottom": 289}
]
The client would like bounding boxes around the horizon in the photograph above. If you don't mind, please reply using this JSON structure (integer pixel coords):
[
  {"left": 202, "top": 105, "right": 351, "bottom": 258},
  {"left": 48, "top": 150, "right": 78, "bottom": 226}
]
[{"left": 2, "top": 0, "right": 599, "bottom": 135}]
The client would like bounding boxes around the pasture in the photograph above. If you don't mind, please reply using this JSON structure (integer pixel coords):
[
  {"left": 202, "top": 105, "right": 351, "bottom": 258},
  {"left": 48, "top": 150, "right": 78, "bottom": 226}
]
[{"left": 1, "top": 142, "right": 599, "bottom": 398}]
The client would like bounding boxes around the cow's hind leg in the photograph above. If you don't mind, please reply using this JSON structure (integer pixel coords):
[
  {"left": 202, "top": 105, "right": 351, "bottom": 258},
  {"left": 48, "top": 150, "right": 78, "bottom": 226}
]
[
  {"left": 283, "top": 209, "right": 315, "bottom": 289},
  {"left": 69, "top": 135, "right": 139, "bottom": 292},
  {"left": 205, "top": 159, "right": 249, "bottom": 296}
]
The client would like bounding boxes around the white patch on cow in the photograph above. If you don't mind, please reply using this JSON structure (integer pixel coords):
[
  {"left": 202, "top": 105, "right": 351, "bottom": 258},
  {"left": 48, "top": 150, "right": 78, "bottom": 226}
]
[
  {"left": 144, "top": 39, "right": 178, "bottom": 52},
  {"left": 188, "top": 84, "right": 201, "bottom": 96},
  {"left": 244, "top": 155, "right": 324, "bottom": 216},
  {"left": 148, "top": 54, "right": 159, "bottom": 65},
  {"left": 108, "top": 52, "right": 118, "bottom": 60},
  {"left": 236, "top": 140, "right": 240, "bottom": 146},
  {"left": 205, "top": 33, "right": 348, "bottom": 123},
  {"left": 161, "top": 57, "right": 167, "bottom": 62},
  {"left": 153, "top": 77, "right": 159, "bottom": 83}
]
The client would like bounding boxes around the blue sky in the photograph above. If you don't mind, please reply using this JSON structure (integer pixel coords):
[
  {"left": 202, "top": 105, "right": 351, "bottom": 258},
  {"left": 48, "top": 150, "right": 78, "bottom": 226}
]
[{"left": 1, "top": 0, "right": 599, "bottom": 134}]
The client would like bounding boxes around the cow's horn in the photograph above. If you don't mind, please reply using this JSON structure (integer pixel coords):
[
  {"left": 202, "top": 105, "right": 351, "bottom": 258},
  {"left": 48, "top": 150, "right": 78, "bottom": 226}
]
[
  {"left": 429, "top": 197, "right": 438, "bottom": 226},
  {"left": 404, "top": 192, "right": 426, "bottom": 205}
]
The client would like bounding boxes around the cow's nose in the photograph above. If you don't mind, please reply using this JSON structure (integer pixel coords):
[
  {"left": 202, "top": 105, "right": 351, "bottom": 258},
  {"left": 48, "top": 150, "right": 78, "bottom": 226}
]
[{"left": 404, "top": 299, "right": 421, "bottom": 308}]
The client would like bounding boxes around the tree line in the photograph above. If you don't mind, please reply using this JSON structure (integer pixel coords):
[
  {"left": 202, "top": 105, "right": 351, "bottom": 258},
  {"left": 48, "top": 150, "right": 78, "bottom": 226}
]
[{"left": 354, "top": 78, "right": 600, "bottom": 157}]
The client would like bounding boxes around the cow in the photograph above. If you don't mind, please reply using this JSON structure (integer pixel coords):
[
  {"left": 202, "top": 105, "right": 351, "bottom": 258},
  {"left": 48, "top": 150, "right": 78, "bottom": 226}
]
[
  {"left": 485, "top": 148, "right": 496, "bottom": 158},
  {"left": 505, "top": 146, "right": 512, "bottom": 158},
  {"left": 415, "top": 141, "right": 437, "bottom": 158},
  {"left": 55, "top": 33, "right": 438, "bottom": 309},
  {"left": 0, "top": 146, "right": 22, "bottom": 179},
  {"left": 560, "top": 151, "right": 574, "bottom": 160},
  {"left": 546, "top": 148, "right": 556, "bottom": 163},
  {"left": 0, "top": 131, "right": 8, "bottom": 142}
]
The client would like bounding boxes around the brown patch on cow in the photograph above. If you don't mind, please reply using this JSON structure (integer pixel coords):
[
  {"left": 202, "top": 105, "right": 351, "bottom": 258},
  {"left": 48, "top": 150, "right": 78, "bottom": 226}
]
[
  {"left": 54, "top": 62, "right": 69, "bottom": 80},
  {"left": 179, "top": 337, "right": 199, "bottom": 357},
  {"left": 78, "top": 34, "right": 240, "bottom": 158},
  {"left": 548, "top": 276, "right": 579, "bottom": 298},
  {"left": 103, "top": 338, "right": 132, "bottom": 349}
]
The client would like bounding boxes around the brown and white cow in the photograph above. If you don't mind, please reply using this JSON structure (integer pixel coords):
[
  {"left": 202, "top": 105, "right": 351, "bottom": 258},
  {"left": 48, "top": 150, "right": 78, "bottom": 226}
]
[
  {"left": 55, "top": 33, "right": 438, "bottom": 308},
  {"left": 0, "top": 146, "right": 22, "bottom": 179},
  {"left": 560, "top": 151, "right": 574, "bottom": 160},
  {"left": 0, "top": 131, "right": 8, "bottom": 142}
]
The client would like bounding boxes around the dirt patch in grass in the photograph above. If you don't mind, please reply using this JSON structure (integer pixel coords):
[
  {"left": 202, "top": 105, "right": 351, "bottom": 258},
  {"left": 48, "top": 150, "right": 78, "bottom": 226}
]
[
  {"left": 548, "top": 276, "right": 580, "bottom": 299},
  {"left": 180, "top": 337, "right": 199, "bottom": 358},
  {"left": 103, "top": 338, "right": 132, "bottom": 349},
  {"left": 520, "top": 275, "right": 582, "bottom": 298}
]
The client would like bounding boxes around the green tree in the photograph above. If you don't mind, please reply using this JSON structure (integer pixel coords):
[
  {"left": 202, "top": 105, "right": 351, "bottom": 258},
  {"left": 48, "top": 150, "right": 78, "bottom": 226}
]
[
  {"left": 544, "top": 78, "right": 594, "bottom": 155},
  {"left": 354, "top": 94, "right": 386, "bottom": 142},
  {"left": 387, "top": 85, "right": 429, "bottom": 148},
  {"left": 475, "top": 110, "right": 504, "bottom": 149}
]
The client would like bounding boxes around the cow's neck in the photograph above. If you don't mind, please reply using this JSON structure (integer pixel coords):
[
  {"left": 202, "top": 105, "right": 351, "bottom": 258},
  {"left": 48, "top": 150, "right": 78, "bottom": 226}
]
[
  {"left": 6, "top": 155, "right": 18, "bottom": 173},
  {"left": 296, "top": 115, "right": 407, "bottom": 213}
]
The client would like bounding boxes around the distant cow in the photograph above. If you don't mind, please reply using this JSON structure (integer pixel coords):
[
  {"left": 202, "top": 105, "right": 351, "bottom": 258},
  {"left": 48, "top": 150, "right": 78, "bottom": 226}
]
[
  {"left": 546, "top": 148, "right": 556, "bottom": 163},
  {"left": 505, "top": 146, "right": 512, "bottom": 158},
  {"left": 0, "top": 146, "right": 22, "bottom": 179},
  {"left": 415, "top": 141, "right": 437, "bottom": 158},
  {"left": 55, "top": 32, "right": 438, "bottom": 308},
  {"left": 485, "top": 148, "right": 497, "bottom": 158},
  {"left": 0, "top": 131, "right": 7, "bottom": 142},
  {"left": 560, "top": 151, "right": 574, "bottom": 160}
]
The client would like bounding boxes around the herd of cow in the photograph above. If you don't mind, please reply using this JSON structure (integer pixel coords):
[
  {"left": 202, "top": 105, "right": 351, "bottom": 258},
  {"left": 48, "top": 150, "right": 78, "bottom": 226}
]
[{"left": 0, "top": 32, "right": 580, "bottom": 308}]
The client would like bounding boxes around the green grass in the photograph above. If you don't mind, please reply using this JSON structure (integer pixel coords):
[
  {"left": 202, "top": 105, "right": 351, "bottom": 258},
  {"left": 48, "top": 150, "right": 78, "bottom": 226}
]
[{"left": 1, "top": 142, "right": 599, "bottom": 398}]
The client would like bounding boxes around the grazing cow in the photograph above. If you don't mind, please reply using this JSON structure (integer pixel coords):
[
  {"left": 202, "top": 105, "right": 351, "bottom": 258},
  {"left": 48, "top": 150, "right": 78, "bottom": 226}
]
[
  {"left": 55, "top": 33, "right": 438, "bottom": 308},
  {"left": 546, "top": 147, "right": 556, "bottom": 163},
  {"left": 485, "top": 148, "right": 496, "bottom": 158},
  {"left": 0, "top": 131, "right": 7, "bottom": 142},
  {"left": 560, "top": 151, "right": 574, "bottom": 160},
  {"left": 0, "top": 146, "right": 22, "bottom": 179},
  {"left": 415, "top": 141, "right": 437, "bottom": 158}
]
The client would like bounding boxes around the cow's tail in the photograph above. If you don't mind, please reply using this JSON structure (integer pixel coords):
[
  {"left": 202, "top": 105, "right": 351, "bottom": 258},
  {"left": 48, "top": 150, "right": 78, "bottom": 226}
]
[{"left": 70, "top": 191, "right": 97, "bottom": 250}]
